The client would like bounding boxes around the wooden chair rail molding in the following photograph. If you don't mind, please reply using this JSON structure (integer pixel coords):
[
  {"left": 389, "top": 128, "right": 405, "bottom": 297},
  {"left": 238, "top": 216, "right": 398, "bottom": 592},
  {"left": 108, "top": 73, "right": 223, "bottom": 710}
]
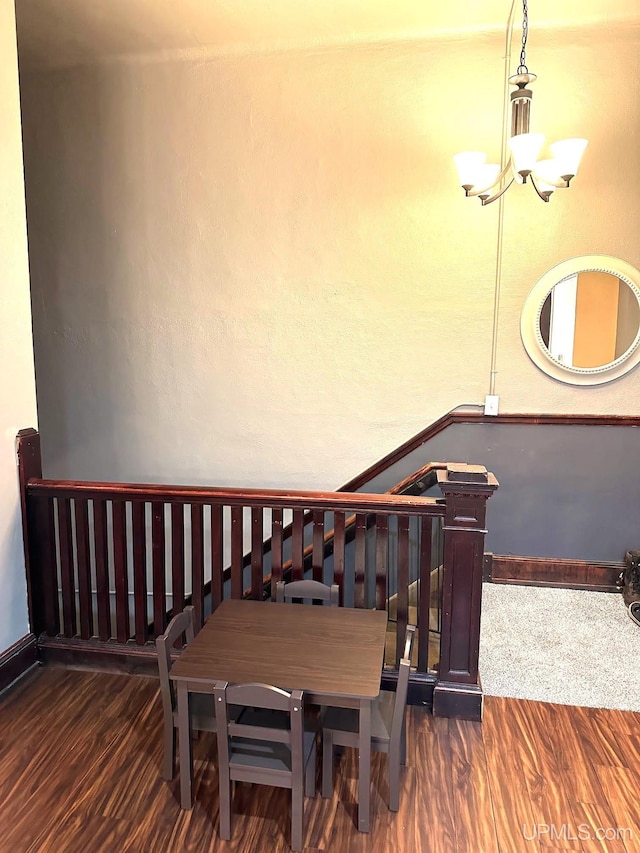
[
  {"left": 341, "top": 407, "right": 640, "bottom": 493},
  {"left": 16, "top": 429, "right": 499, "bottom": 720}
]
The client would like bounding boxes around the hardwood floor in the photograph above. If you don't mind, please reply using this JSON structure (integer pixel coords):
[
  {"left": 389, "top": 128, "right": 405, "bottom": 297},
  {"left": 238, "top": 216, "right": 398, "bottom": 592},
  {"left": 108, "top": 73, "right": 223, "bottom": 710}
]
[{"left": 0, "top": 666, "right": 639, "bottom": 852}]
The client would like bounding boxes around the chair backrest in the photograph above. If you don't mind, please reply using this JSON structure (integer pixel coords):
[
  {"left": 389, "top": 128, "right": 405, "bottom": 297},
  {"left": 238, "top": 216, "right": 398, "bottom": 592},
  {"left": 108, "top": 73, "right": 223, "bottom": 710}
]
[
  {"left": 214, "top": 682, "right": 305, "bottom": 773},
  {"left": 275, "top": 579, "right": 339, "bottom": 606},
  {"left": 156, "top": 606, "right": 196, "bottom": 716},
  {"left": 389, "top": 624, "right": 416, "bottom": 746}
]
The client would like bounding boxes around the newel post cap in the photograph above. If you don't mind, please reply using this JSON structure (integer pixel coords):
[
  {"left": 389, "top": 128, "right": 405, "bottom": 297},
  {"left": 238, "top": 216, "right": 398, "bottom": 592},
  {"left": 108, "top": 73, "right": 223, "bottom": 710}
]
[{"left": 436, "top": 463, "right": 499, "bottom": 497}]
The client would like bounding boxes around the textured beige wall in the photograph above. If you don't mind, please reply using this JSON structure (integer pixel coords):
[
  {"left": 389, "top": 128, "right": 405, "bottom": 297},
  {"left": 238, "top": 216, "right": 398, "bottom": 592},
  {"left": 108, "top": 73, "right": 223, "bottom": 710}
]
[
  {"left": 0, "top": 0, "right": 38, "bottom": 651},
  {"left": 21, "top": 24, "right": 640, "bottom": 490}
]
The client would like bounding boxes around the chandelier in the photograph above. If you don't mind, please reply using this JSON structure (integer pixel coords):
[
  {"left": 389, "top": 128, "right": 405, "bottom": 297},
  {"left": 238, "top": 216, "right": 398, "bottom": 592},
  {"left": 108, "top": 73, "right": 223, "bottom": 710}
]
[{"left": 454, "top": 0, "right": 588, "bottom": 205}]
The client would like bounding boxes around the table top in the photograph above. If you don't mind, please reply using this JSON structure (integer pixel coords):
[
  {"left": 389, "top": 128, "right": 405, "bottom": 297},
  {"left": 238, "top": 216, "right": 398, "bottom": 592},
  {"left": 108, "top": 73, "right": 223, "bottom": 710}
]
[{"left": 170, "top": 599, "right": 388, "bottom": 701}]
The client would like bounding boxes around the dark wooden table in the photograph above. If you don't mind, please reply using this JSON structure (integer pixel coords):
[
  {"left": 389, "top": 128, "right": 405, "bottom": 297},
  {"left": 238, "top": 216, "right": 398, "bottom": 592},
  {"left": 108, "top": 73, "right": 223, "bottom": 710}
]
[{"left": 170, "top": 598, "right": 388, "bottom": 832}]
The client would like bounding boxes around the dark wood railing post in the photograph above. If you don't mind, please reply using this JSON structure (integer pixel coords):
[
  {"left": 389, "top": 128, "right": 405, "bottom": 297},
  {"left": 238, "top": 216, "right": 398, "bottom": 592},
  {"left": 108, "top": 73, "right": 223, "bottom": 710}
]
[
  {"left": 16, "top": 429, "right": 45, "bottom": 637},
  {"left": 433, "top": 463, "right": 498, "bottom": 721}
]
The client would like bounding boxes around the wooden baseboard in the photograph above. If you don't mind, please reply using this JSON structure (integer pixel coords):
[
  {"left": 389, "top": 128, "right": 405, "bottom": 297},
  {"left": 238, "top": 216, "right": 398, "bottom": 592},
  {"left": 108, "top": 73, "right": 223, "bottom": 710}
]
[
  {"left": 0, "top": 633, "right": 38, "bottom": 693},
  {"left": 37, "top": 636, "right": 159, "bottom": 676},
  {"left": 432, "top": 680, "right": 483, "bottom": 721},
  {"left": 485, "top": 554, "right": 622, "bottom": 592},
  {"left": 381, "top": 669, "right": 436, "bottom": 709}
]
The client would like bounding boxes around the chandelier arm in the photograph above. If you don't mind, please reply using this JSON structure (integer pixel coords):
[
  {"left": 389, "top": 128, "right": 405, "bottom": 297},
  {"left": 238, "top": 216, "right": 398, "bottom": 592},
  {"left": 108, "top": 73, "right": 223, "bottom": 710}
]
[
  {"left": 529, "top": 174, "right": 551, "bottom": 202},
  {"left": 480, "top": 176, "right": 516, "bottom": 206},
  {"left": 530, "top": 168, "right": 569, "bottom": 189},
  {"left": 465, "top": 160, "right": 514, "bottom": 198}
]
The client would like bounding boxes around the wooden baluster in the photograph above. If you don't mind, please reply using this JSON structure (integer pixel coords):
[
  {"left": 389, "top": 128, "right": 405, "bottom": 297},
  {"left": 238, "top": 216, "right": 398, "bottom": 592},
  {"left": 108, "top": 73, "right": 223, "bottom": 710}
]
[
  {"left": 39, "top": 496, "right": 59, "bottom": 637},
  {"left": 93, "top": 499, "right": 111, "bottom": 642},
  {"left": 396, "top": 515, "right": 410, "bottom": 667},
  {"left": 333, "top": 511, "right": 346, "bottom": 606},
  {"left": 151, "top": 502, "right": 166, "bottom": 637},
  {"left": 210, "top": 504, "right": 223, "bottom": 611},
  {"left": 230, "top": 506, "right": 243, "bottom": 598},
  {"left": 191, "top": 504, "right": 204, "bottom": 629},
  {"left": 131, "top": 501, "right": 147, "bottom": 645},
  {"left": 433, "top": 464, "right": 498, "bottom": 721},
  {"left": 374, "top": 514, "right": 388, "bottom": 612},
  {"left": 74, "top": 499, "right": 92, "bottom": 640},
  {"left": 417, "top": 514, "right": 434, "bottom": 673},
  {"left": 57, "top": 498, "right": 76, "bottom": 638},
  {"left": 250, "top": 507, "right": 264, "bottom": 600},
  {"left": 354, "top": 513, "right": 366, "bottom": 608},
  {"left": 171, "top": 504, "right": 185, "bottom": 623},
  {"left": 112, "top": 500, "right": 129, "bottom": 643},
  {"left": 270, "top": 508, "right": 283, "bottom": 597},
  {"left": 292, "top": 509, "right": 304, "bottom": 581},
  {"left": 312, "top": 511, "right": 324, "bottom": 584}
]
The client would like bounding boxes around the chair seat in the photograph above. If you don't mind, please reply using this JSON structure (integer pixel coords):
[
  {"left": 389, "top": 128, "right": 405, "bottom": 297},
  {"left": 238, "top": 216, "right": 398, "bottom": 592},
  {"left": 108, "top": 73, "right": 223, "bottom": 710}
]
[{"left": 322, "top": 690, "right": 395, "bottom": 748}]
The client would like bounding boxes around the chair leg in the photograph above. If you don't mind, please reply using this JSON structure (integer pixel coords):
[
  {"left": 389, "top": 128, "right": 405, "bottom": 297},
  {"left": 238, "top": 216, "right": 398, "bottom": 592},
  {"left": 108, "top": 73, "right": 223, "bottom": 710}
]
[
  {"left": 218, "top": 773, "right": 232, "bottom": 841},
  {"left": 305, "top": 740, "right": 316, "bottom": 797},
  {"left": 400, "top": 725, "right": 407, "bottom": 766},
  {"left": 291, "top": 781, "right": 304, "bottom": 851},
  {"left": 321, "top": 732, "right": 334, "bottom": 799},
  {"left": 388, "top": 751, "right": 401, "bottom": 812},
  {"left": 162, "top": 722, "right": 176, "bottom": 781}
]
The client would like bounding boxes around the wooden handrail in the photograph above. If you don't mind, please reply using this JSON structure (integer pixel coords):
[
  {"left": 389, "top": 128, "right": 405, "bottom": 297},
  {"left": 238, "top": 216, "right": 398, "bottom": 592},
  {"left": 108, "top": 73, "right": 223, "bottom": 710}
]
[
  {"left": 388, "top": 461, "right": 446, "bottom": 495},
  {"left": 26, "top": 478, "right": 445, "bottom": 516}
]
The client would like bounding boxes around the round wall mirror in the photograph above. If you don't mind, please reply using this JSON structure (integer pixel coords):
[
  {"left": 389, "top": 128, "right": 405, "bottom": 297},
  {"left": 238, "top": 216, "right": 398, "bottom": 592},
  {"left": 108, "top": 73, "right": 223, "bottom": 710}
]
[{"left": 521, "top": 255, "right": 640, "bottom": 385}]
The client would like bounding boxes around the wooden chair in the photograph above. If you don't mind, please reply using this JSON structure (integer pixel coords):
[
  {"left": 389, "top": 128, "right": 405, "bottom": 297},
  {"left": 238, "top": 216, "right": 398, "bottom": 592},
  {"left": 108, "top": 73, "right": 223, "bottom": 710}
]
[
  {"left": 156, "top": 606, "right": 217, "bottom": 781},
  {"left": 275, "top": 579, "right": 340, "bottom": 606},
  {"left": 275, "top": 580, "right": 339, "bottom": 729},
  {"left": 214, "top": 682, "right": 317, "bottom": 851},
  {"left": 321, "top": 624, "right": 416, "bottom": 811}
]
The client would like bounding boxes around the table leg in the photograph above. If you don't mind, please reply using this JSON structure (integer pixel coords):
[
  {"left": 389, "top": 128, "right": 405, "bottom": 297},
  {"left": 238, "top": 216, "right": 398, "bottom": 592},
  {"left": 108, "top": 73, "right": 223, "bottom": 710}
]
[
  {"left": 357, "top": 698, "right": 371, "bottom": 832},
  {"left": 177, "top": 682, "right": 193, "bottom": 809}
]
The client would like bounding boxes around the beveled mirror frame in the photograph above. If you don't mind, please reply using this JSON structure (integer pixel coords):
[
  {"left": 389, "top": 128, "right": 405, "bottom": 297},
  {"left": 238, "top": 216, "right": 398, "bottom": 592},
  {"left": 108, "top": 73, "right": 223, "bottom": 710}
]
[{"left": 521, "top": 254, "right": 640, "bottom": 386}]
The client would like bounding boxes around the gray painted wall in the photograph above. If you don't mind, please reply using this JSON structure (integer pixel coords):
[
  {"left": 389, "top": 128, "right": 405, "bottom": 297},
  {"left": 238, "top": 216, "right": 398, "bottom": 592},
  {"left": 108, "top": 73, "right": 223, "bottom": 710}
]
[{"left": 363, "top": 422, "right": 640, "bottom": 563}]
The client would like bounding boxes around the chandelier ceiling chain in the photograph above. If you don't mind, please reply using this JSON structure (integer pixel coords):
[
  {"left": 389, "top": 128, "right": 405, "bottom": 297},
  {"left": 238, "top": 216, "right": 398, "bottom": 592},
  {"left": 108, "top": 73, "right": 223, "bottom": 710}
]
[
  {"left": 518, "top": 0, "right": 529, "bottom": 73},
  {"left": 453, "top": 0, "right": 588, "bottom": 206}
]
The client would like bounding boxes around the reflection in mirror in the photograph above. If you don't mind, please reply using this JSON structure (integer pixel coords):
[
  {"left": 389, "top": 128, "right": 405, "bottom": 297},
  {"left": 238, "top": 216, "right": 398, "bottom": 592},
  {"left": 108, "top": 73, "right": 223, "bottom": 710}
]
[
  {"left": 520, "top": 255, "right": 640, "bottom": 386},
  {"left": 539, "top": 272, "right": 640, "bottom": 369}
]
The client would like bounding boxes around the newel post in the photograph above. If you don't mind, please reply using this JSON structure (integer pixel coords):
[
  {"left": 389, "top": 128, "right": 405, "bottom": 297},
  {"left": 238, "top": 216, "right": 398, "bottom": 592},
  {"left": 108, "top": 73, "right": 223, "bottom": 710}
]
[
  {"left": 433, "top": 463, "right": 498, "bottom": 721},
  {"left": 16, "top": 429, "right": 45, "bottom": 637}
]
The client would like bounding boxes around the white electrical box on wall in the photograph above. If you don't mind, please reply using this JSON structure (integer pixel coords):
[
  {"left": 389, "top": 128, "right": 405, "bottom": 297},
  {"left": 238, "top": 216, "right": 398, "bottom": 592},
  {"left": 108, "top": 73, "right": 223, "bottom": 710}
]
[{"left": 484, "top": 394, "right": 499, "bottom": 416}]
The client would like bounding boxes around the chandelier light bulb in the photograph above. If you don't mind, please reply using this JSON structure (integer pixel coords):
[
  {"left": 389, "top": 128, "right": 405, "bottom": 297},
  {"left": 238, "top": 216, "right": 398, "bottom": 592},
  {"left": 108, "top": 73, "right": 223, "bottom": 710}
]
[
  {"left": 453, "top": 152, "right": 487, "bottom": 190},
  {"left": 508, "top": 133, "right": 545, "bottom": 177},
  {"left": 549, "top": 138, "right": 589, "bottom": 180},
  {"left": 532, "top": 159, "right": 560, "bottom": 194}
]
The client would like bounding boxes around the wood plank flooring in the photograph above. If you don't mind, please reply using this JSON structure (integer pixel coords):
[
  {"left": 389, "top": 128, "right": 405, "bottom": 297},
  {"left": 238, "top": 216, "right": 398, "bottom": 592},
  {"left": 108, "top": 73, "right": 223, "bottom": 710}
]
[{"left": 0, "top": 666, "right": 639, "bottom": 852}]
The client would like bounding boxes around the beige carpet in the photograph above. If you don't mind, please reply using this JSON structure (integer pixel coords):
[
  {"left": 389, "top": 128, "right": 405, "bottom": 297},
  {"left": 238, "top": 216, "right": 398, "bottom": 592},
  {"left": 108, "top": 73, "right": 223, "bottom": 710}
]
[{"left": 479, "top": 583, "right": 640, "bottom": 711}]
